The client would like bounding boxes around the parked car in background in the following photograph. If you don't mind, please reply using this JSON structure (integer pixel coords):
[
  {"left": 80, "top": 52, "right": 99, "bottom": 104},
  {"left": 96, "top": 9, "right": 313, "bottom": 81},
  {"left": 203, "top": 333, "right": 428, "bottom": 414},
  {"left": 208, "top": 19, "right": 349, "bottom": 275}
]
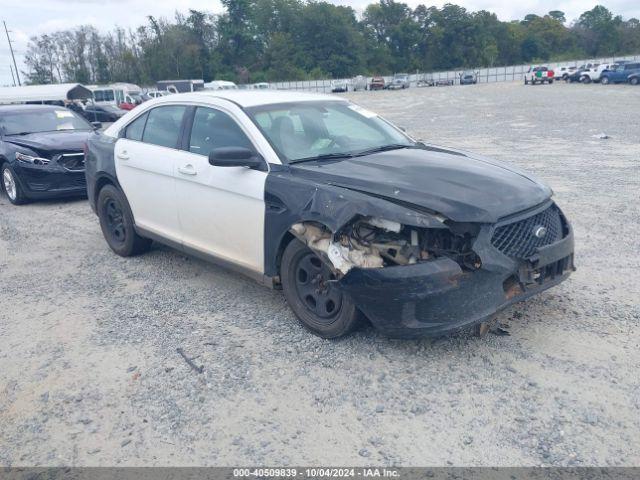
[
  {"left": 252, "top": 82, "right": 270, "bottom": 90},
  {"left": 459, "top": 71, "right": 478, "bottom": 85},
  {"left": 578, "top": 63, "right": 601, "bottom": 83},
  {"left": 330, "top": 79, "right": 350, "bottom": 93},
  {"left": 351, "top": 75, "right": 368, "bottom": 91},
  {"left": 524, "top": 66, "right": 554, "bottom": 84},
  {"left": 565, "top": 67, "right": 587, "bottom": 83},
  {"left": 204, "top": 80, "right": 238, "bottom": 91},
  {"left": 369, "top": 76, "right": 386, "bottom": 90},
  {"left": 554, "top": 65, "right": 577, "bottom": 80},
  {"left": 118, "top": 101, "right": 136, "bottom": 111},
  {"left": 578, "top": 62, "right": 629, "bottom": 83},
  {"left": 628, "top": 72, "right": 640, "bottom": 85},
  {"left": 145, "top": 90, "right": 167, "bottom": 99},
  {"left": 85, "top": 90, "right": 574, "bottom": 339},
  {"left": 600, "top": 62, "right": 640, "bottom": 84},
  {"left": 157, "top": 79, "right": 205, "bottom": 94},
  {"left": 0, "top": 105, "right": 97, "bottom": 205},
  {"left": 388, "top": 73, "right": 410, "bottom": 89},
  {"left": 82, "top": 104, "right": 127, "bottom": 123},
  {"left": 90, "top": 83, "right": 142, "bottom": 108}
]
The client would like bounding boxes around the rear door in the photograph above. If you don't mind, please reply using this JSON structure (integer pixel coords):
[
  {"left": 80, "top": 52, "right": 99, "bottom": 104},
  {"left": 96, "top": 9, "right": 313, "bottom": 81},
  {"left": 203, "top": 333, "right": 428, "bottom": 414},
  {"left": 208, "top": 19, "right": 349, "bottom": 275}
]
[
  {"left": 173, "top": 104, "right": 269, "bottom": 273},
  {"left": 114, "top": 105, "right": 187, "bottom": 243}
]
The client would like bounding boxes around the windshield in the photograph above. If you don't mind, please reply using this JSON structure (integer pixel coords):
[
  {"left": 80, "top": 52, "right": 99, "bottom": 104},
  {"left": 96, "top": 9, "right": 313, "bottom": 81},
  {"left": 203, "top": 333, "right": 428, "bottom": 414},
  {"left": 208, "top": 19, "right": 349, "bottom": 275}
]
[
  {"left": 247, "top": 101, "right": 414, "bottom": 163},
  {"left": 0, "top": 109, "right": 92, "bottom": 135}
]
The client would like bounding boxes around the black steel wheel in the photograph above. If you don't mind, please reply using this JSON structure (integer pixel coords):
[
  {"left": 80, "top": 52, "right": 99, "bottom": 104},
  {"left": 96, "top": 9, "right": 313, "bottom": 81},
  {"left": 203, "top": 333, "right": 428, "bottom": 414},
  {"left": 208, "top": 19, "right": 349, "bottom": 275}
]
[
  {"left": 97, "top": 184, "right": 151, "bottom": 257},
  {"left": 294, "top": 250, "right": 343, "bottom": 320},
  {"left": 104, "top": 197, "right": 126, "bottom": 247},
  {"left": 281, "top": 239, "right": 361, "bottom": 338}
]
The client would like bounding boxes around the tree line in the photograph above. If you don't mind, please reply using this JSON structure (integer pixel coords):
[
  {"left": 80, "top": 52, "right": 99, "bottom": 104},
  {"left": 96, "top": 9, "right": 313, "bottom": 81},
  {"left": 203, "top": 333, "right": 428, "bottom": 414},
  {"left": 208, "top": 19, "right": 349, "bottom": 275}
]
[{"left": 22, "top": 1, "right": 640, "bottom": 86}]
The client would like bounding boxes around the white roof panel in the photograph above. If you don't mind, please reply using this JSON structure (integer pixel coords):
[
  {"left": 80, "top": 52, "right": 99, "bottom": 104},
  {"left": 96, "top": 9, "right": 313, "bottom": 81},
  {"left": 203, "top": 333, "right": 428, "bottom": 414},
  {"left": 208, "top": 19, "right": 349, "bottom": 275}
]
[
  {"left": 162, "top": 89, "right": 345, "bottom": 108},
  {"left": 0, "top": 83, "right": 93, "bottom": 104}
]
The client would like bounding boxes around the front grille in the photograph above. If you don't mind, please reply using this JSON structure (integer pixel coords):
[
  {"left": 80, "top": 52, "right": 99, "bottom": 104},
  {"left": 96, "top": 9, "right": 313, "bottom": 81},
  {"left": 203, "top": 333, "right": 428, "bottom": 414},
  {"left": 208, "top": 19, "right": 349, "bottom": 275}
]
[
  {"left": 491, "top": 204, "right": 564, "bottom": 258},
  {"left": 55, "top": 153, "right": 85, "bottom": 171}
]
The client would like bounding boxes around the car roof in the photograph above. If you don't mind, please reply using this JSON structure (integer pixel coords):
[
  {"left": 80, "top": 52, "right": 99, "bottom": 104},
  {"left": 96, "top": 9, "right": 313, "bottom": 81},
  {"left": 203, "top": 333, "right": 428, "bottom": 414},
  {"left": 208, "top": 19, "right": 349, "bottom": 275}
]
[
  {"left": 0, "top": 104, "right": 69, "bottom": 113},
  {"left": 154, "top": 90, "right": 346, "bottom": 108}
]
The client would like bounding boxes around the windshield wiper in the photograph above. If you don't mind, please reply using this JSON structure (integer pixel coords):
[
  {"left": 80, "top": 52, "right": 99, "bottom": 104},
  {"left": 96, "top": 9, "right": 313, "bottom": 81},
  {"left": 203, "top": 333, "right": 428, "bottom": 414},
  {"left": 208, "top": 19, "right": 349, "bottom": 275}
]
[
  {"left": 290, "top": 152, "right": 356, "bottom": 164},
  {"left": 5, "top": 131, "right": 33, "bottom": 136},
  {"left": 351, "top": 143, "right": 415, "bottom": 157}
]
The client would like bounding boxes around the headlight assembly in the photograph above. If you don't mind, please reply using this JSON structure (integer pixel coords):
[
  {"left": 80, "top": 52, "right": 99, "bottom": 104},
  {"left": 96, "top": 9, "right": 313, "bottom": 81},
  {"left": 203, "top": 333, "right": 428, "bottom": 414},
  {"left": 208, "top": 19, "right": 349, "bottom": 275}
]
[{"left": 15, "top": 152, "right": 50, "bottom": 165}]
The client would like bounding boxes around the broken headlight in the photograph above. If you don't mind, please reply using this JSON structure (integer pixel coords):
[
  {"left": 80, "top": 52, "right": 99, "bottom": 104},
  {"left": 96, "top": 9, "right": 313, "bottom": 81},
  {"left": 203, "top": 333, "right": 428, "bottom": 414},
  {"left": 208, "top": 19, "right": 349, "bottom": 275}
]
[{"left": 15, "top": 152, "right": 50, "bottom": 165}]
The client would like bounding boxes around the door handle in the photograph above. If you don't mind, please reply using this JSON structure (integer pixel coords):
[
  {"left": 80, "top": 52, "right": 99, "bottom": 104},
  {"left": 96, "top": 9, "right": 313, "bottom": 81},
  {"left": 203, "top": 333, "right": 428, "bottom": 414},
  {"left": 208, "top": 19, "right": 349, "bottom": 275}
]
[
  {"left": 117, "top": 151, "right": 129, "bottom": 160},
  {"left": 178, "top": 164, "right": 197, "bottom": 176}
]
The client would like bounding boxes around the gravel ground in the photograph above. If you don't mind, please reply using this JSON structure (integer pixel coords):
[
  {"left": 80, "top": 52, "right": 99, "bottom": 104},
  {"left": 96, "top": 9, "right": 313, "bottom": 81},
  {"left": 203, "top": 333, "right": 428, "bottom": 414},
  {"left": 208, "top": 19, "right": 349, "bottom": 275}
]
[{"left": 1, "top": 81, "right": 639, "bottom": 467}]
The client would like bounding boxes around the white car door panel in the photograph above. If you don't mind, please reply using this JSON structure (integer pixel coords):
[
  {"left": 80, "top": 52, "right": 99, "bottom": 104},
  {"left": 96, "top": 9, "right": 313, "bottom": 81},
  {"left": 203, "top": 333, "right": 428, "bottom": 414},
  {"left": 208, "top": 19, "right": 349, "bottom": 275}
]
[
  {"left": 174, "top": 106, "right": 267, "bottom": 273},
  {"left": 115, "top": 139, "right": 181, "bottom": 242},
  {"left": 174, "top": 150, "right": 266, "bottom": 273}
]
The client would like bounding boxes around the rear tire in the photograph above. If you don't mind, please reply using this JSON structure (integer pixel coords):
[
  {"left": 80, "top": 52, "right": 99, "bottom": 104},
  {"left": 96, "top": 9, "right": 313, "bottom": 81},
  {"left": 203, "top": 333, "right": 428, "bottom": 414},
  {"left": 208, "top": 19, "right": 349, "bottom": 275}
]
[
  {"left": 630, "top": 77, "right": 638, "bottom": 85},
  {"left": 1, "top": 163, "right": 27, "bottom": 205},
  {"left": 281, "top": 239, "right": 361, "bottom": 339},
  {"left": 97, "top": 184, "right": 151, "bottom": 257}
]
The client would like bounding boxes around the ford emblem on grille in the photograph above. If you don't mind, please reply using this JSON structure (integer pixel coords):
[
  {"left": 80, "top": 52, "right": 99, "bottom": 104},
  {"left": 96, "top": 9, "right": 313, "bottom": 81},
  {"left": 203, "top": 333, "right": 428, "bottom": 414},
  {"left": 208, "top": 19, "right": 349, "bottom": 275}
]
[{"left": 533, "top": 226, "right": 548, "bottom": 238}]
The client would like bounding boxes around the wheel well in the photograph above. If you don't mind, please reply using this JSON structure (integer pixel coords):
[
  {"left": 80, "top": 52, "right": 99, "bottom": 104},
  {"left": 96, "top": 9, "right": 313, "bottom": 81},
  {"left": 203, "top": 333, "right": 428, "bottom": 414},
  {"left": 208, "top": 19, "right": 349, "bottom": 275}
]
[
  {"left": 275, "top": 231, "right": 296, "bottom": 278},
  {"left": 94, "top": 176, "right": 116, "bottom": 205}
]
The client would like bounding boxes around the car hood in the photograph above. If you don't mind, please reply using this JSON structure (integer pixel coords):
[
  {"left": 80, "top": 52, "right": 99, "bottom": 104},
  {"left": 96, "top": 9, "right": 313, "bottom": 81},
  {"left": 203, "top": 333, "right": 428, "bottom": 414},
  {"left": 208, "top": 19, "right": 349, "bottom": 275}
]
[
  {"left": 4, "top": 130, "right": 91, "bottom": 154},
  {"left": 289, "top": 146, "right": 552, "bottom": 223}
]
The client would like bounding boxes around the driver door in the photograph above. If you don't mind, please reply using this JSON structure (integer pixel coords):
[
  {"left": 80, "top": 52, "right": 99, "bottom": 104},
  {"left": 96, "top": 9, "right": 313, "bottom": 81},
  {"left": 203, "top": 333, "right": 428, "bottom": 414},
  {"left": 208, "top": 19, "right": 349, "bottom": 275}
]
[{"left": 173, "top": 106, "right": 268, "bottom": 273}]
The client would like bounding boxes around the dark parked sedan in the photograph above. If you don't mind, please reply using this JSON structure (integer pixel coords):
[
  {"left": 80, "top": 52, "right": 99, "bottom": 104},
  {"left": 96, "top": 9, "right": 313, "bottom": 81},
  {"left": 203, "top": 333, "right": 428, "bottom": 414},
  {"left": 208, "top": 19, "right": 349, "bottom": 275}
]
[
  {"left": 82, "top": 104, "right": 127, "bottom": 123},
  {"left": 0, "top": 105, "right": 96, "bottom": 205}
]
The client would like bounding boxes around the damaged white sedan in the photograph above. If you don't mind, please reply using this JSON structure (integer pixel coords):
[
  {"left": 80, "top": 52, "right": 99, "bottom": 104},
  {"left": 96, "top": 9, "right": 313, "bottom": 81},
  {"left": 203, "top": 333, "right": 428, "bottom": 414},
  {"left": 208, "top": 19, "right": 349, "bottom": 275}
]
[{"left": 85, "top": 90, "right": 574, "bottom": 338}]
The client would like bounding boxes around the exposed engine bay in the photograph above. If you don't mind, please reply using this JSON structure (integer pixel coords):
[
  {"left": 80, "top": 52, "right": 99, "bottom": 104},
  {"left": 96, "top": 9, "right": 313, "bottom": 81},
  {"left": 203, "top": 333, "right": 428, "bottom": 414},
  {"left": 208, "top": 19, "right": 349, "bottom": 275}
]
[{"left": 290, "top": 218, "right": 481, "bottom": 276}]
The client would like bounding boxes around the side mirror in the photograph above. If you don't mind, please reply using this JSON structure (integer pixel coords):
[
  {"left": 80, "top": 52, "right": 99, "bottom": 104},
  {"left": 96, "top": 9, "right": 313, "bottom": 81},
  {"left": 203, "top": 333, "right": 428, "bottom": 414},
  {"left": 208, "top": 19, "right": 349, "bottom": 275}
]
[
  {"left": 91, "top": 122, "right": 103, "bottom": 130},
  {"left": 208, "top": 147, "right": 266, "bottom": 171}
]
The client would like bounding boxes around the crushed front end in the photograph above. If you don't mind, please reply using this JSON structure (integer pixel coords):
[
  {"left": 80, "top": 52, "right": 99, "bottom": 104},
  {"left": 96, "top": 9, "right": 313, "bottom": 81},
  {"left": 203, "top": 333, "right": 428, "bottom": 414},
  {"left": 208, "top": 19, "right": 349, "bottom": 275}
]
[{"left": 291, "top": 200, "right": 574, "bottom": 338}]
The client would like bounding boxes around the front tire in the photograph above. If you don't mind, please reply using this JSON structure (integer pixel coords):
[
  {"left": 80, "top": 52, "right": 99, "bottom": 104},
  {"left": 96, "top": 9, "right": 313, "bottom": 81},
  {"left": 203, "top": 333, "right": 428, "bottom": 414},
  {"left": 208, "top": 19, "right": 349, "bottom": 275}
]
[
  {"left": 2, "top": 163, "right": 27, "bottom": 205},
  {"left": 601, "top": 76, "right": 610, "bottom": 85},
  {"left": 629, "top": 77, "right": 638, "bottom": 85},
  {"left": 97, "top": 184, "right": 151, "bottom": 257},
  {"left": 281, "top": 239, "right": 361, "bottom": 338}
]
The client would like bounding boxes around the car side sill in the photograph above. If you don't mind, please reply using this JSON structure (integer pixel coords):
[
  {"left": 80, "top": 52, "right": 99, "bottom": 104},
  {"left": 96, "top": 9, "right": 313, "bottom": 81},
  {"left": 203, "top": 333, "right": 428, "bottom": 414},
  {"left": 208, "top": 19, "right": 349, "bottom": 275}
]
[{"left": 135, "top": 226, "right": 278, "bottom": 289}]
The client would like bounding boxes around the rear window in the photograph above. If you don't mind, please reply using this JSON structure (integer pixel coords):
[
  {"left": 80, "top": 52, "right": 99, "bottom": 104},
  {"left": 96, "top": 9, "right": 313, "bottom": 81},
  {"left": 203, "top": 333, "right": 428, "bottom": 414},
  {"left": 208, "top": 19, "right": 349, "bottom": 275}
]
[
  {"left": 141, "top": 106, "right": 186, "bottom": 149},
  {"left": 125, "top": 113, "right": 148, "bottom": 141}
]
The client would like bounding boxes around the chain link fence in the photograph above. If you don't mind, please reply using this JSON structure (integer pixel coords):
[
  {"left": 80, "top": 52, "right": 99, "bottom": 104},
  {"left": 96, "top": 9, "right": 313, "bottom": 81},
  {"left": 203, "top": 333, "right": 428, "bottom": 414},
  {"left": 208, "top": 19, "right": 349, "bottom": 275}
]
[{"left": 270, "top": 53, "right": 640, "bottom": 92}]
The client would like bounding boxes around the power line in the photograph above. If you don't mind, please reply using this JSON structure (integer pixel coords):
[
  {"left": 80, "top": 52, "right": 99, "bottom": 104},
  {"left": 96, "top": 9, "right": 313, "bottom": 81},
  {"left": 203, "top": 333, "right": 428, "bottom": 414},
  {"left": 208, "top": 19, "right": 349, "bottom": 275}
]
[{"left": 3, "top": 20, "right": 21, "bottom": 86}]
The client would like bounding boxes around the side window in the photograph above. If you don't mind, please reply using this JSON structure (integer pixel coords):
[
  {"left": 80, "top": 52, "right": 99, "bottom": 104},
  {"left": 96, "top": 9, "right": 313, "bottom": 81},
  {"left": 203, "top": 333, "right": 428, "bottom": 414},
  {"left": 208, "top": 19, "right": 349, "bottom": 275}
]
[
  {"left": 189, "top": 107, "right": 253, "bottom": 155},
  {"left": 124, "top": 112, "right": 148, "bottom": 141},
  {"left": 142, "top": 106, "right": 187, "bottom": 149}
]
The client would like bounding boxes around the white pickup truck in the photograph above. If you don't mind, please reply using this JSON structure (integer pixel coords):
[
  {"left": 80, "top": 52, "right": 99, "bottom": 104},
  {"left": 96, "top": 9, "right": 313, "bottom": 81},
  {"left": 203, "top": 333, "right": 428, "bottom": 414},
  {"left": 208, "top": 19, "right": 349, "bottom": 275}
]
[{"left": 524, "top": 66, "right": 555, "bottom": 84}]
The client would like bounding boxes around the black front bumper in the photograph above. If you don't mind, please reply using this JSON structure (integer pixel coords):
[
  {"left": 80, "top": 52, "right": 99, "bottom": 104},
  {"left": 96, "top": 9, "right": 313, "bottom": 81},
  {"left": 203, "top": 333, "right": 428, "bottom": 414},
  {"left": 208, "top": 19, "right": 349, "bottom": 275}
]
[
  {"left": 340, "top": 220, "right": 575, "bottom": 339},
  {"left": 13, "top": 161, "right": 86, "bottom": 199}
]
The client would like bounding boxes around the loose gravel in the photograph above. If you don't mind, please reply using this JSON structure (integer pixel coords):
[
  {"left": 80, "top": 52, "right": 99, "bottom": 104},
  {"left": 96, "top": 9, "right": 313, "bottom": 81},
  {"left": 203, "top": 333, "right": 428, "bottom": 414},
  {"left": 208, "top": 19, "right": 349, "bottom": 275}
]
[{"left": 0, "top": 81, "right": 639, "bottom": 467}]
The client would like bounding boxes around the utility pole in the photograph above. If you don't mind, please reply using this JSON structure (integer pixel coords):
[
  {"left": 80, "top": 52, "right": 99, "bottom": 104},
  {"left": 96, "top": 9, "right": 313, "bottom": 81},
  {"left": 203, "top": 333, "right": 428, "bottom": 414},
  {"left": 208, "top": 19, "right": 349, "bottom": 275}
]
[
  {"left": 3, "top": 20, "right": 21, "bottom": 86},
  {"left": 9, "top": 64, "right": 16, "bottom": 86}
]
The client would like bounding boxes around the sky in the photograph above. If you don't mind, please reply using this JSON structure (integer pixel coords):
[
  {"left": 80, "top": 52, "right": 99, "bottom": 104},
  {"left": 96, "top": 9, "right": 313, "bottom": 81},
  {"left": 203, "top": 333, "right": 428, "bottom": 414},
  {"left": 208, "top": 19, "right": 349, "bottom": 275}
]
[{"left": 1, "top": 0, "right": 640, "bottom": 86}]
